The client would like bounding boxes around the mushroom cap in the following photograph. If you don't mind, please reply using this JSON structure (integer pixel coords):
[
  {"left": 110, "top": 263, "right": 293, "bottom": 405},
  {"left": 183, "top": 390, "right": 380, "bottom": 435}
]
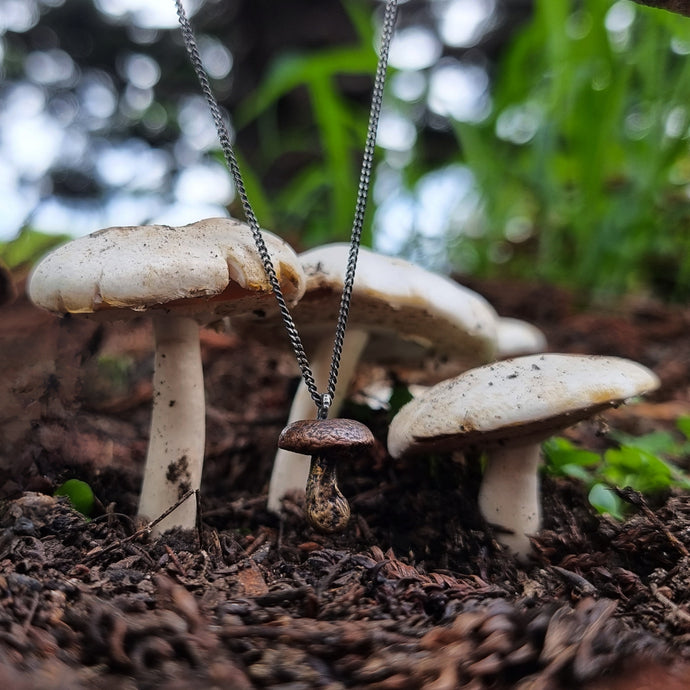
[
  {"left": 237, "top": 243, "right": 498, "bottom": 370},
  {"left": 28, "top": 217, "right": 306, "bottom": 321},
  {"left": 279, "top": 418, "right": 375, "bottom": 456},
  {"left": 387, "top": 353, "right": 660, "bottom": 458},
  {"left": 496, "top": 317, "right": 547, "bottom": 358}
]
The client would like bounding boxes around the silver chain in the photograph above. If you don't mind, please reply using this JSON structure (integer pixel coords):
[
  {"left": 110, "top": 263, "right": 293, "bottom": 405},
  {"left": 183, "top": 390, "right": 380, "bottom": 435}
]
[{"left": 174, "top": 0, "right": 398, "bottom": 419}]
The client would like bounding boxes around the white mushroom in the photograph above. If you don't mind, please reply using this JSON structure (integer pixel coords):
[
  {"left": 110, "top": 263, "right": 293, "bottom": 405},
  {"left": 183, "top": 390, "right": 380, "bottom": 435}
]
[
  {"left": 28, "top": 217, "right": 305, "bottom": 534},
  {"left": 387, "top": 354, "right": 660, "bottom": 560},
  {"left": 235, "top": 243, "right": 500, "bottom": 513},
  {"left": 495, "top": 317, "right": 547, "bottom": 358}
]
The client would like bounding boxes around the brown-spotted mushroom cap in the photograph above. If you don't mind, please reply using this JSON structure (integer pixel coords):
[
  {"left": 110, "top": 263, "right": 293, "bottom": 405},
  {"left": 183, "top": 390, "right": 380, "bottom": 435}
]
[
  {"left": 387, "top": 354, "right": 660, "bottom": 559},
  {"left": 279, "top": 419, "right": 375, "bottom": 455},
  {"left": 28, "top": 217, "right": 306, "bottom": 534},
  {"left": 238, "top": 243, "right": 499, "bottom": 513}
]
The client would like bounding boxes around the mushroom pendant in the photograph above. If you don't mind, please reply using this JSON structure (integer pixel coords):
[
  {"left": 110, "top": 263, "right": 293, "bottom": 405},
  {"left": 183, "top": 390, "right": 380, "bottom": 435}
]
[{"left": 278, "top": 419, "right": 374, "bottom": 533}]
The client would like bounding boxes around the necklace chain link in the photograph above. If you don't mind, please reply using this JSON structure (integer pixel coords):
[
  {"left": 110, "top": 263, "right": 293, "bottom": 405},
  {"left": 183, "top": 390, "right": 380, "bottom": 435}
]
[{"left": 174, "top": 0, "right": 398, "bottom": 419}]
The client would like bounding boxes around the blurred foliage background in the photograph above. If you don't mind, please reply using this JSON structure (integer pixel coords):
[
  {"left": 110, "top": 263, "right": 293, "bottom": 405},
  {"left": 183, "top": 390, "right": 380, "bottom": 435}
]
[{"left": 2, "top": 0, "right": 690, "bottom": 300}]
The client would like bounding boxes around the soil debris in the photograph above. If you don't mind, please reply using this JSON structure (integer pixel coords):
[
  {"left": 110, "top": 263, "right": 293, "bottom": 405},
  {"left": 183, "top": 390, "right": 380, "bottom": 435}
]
[{"left": 1, "top": 276, "right": 690, "bottom": 687}]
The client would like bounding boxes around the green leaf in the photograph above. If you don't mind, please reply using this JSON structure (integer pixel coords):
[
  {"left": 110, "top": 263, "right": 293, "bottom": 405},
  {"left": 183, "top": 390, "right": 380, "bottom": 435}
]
[
  {"left": 555, "top": 463, "right": 594, "bottom": 483},
  {"left": 388, "top": 383, "right": 414, "bottom": 417},
  {"left": 341, "top": 0, "right": 373, "bottom": 45},
  {"left": 228, "top": 149, "right": 276, "bottom": 229},
  {"left": 236, "top": 46, "right": 376, "bottom": 126},
  {"left": 54, "top": 479, "right": 95, "bottom": 517},
  {"left": 608, "top": 428, "right": 683, "bottom": 457},
  {"left": 675, "top": 415, "right": 690, "bottom": 441},
  {"left": 308, "top": 73, "right": 358, "bottom": 234},
  {"left": 542, "top": 437, "right": 600, "bottom": 474},
  {"left": 588, "top": 483, "right": 625, "bottom": 521},
  {"left": 601, "top": 446, "right": 673, "bottom": 493},
  {"left": 96, "top": 354, "right": 134, "bottom": 388},
  {"left": 0, "top": 228, "right": 71, "bottom": 268},
  {"left": 443, "top": 0, "right": 690, "bottom": 299}
]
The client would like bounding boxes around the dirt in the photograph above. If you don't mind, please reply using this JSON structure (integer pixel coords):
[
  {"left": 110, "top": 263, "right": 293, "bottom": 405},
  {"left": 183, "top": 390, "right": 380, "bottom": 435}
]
[{"left": 1, "top": 268, "right": 690, "bottom": 689}]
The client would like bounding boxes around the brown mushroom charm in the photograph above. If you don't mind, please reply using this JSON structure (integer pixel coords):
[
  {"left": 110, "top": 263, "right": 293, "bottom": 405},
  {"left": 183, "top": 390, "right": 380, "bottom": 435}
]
[{"left": 278, "top": 419, "right": 374, "bottom": 533}]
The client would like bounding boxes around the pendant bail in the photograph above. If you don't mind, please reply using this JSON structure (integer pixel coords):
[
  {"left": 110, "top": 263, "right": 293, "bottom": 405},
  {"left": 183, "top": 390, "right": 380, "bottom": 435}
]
[{"left": 318, "top": 393, "right": 333, "bottom": 420}]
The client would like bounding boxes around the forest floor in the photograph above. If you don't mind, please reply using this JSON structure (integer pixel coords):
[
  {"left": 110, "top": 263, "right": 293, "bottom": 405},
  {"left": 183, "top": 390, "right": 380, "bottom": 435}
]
[{"left": 1, "top": 269, "right": 690, "bottom": 689}]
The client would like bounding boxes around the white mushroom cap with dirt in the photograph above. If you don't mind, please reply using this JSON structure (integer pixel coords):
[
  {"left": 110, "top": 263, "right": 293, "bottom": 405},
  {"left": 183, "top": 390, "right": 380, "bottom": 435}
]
[
  {"left": 28, "top": 217, "right": 306, "bottom": 534},
  {"left": 387, "top": 353, "right": 660, "bottom": 560},
  {"left": 232, "top": 242, "right": 501, "bottom": 517}
]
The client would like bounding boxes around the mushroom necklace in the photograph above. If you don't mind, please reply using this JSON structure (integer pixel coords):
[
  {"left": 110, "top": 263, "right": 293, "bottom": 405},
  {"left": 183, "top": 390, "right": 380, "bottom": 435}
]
[{"left": 174, "top": 0, "right": 398, "bottom": 531}]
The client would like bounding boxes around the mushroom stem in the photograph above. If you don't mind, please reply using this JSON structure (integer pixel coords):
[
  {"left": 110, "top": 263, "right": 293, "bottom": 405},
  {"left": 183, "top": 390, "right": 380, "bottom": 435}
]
[
  {"left": 305, "top": 453, "right": 351, "bottom": 533},
  {"left": 477, "top": 442, "right": 543, "bottom": 561},
  {"left": 267, "top": 328, "right": 369, "bottom": 513},
  {"left": 138, "top": 314, "right": 205, "bottom": 535}
]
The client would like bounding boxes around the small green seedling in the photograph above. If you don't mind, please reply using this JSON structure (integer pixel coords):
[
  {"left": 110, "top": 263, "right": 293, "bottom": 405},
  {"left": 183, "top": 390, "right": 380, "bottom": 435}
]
[
  {"left": 542, "top": 436, "right": 600, "bottom": 484},
  {"left": 96, "top": 354, "right": 135, "bottom": 388},
  {"left": 543, "top": 417, "right": 690, "bottom": 519},
  {"left": 54, "top": 478, "right": 95, "bottom": 517},
  {"left": 588, "top": 483, "right": 626, "bottom": 521}
]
